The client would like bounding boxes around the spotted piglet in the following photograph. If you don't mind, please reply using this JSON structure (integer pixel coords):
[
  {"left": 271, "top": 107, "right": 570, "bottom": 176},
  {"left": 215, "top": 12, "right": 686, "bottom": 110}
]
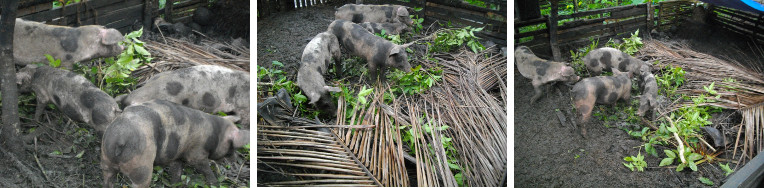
[
  {"left": 637, "top": 71, "right": 659, "bottom": 119},
  {"left": 115, "top": 65, "right": 250, "bottom": 127},
  {"left": 13, "top": 18, "right": 124, "bottom": 69},
  {"left": 515, "top": 46, "right": 580, "bottom": 104},
  {"left": 297, "top": 32, "right": 342, "bottom": 117},
  {"left": 16, "top": 65, "right": 120, "bottom": 133},
  {"left": 334, "top": 4, "right": 414, "bottom": 26},
  {"left": 101, "top": 99, "right": 248, "bottom": 187},
  {"left": 328, "top": 19, "right": 413, "bottom": 82},
  {"left": 358, "top": 22, "right": 411, "bottom": 35},
  {"left": 572, "top": 69, "right": 633, "bottom": 125},
  {"left": 583, "top": 47, "right": 649, "bottom": 76}
]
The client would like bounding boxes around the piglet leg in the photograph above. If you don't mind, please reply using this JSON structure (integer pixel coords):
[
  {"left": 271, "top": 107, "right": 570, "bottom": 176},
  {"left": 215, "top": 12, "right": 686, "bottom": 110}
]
[{"left": 193, "top": 161, "right": 219, "bottom": 185}]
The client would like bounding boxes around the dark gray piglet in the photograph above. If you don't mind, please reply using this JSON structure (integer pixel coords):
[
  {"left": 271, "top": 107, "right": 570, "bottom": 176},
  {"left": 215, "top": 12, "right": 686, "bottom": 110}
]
[
  {"left": 637, "top": 72, "right": 658, "bottom": 119},
  {"left": 16, "top": 64, "right": 120, "bottom": 133},
  {"left": 335, "top": 4, "right": 414, "bottom": 26},
  {"left": 583, "top": 47, "right": 647, "bottom": 76},
  {"left": 13, "top": 18, "right": 124, "bottom": 69},
  {"left": 297, "top": 32, "right": 343, "bottom": 117},
  {"left": 115, "top": 65, "right": 250, "bottom": 127},
  {"left": 515, "top": 46, "right": 580, "bottom": 104},
  {"left": 100, "top": 99, "right": 249, "bottom": 187},
  {"left": 572, "top": 69, "right": 632, "bottom": 124},
  {"left": 328, "top": 19, "right": 413, "bottom": 83}
]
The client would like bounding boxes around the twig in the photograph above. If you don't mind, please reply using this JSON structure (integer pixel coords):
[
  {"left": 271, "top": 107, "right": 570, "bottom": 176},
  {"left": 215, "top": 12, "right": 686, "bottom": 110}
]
[
  {"left": 154, "top": 21, "right": 168, "bottom": 44},
  {"left": 698, "top": 136, "right": 717, "bottom": 152},
  {"left": 665, "top": 115, "right": 687, "bottom": 164},
  {"left": 33, "top": 138, "right": 52, "bottom": 184}
]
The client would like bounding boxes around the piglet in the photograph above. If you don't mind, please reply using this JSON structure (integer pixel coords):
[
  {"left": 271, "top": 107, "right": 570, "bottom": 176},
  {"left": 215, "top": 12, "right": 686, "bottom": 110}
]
[
  {"left": 583, "top": 47, "right": 648, "bottom": 76},
  {"left": 637, "top": 71, "right": 658, "bottom": 119},
  {"left": 335, "top": 4, "right": 414, "bottom": 26},
  {"left": 572, "top": 69, "right": 632, "bottom": 124},
  {"left": 297, "top": 32, "right": 343, "bottom": 117},
  {"left": 115, "top": 65, "right": 250, "bottom": 127},
  {"left": 101, "top": 99, "right": 249, "bottom": 187},
  {"left": 13, "top": 18, "right": 124, "bottom": 69},
  {"left": 515, "top": 46, "right": 580, "bottom": 103},
  {"left": 16, "top": 64, "right": 120, "bottom": 133},
  {"left": 328, "top": 19, "right": 413, "bottom": 83}
]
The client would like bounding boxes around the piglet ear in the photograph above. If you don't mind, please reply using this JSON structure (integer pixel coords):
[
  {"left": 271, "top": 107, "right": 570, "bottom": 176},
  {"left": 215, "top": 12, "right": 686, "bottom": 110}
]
[
  {"left": 100, "top": 28, "right": 124, "bottom": 45},
  {"left": 232, "top": 130, "right": 250, "bottom": 148},
  {"left": 390, "top": 45, "right": 402, "bottom": 55},
  {"left": 397, "top": 7, "right": 409, "bottom": 17},
  {"left": 324, "top": 86, "right": 342, "bottom": 93}
]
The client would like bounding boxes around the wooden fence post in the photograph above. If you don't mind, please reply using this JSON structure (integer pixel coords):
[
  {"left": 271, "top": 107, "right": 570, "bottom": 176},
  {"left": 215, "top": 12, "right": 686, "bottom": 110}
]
[
  {"left": 143, "top": 0, "right": 154, "bottom": 30},
  {"left": 549, "top": 0, "right": 562, "bottom": 61},
  {"left": 646, "top": 2, "right": 653, "bottom": 33},
  {"left": 165, "top": 0, "right": 174, "bottom": 22}
]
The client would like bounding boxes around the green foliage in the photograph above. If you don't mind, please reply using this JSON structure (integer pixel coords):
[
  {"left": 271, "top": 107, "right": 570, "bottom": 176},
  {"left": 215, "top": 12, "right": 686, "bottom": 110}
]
[
  {"left": 623, "top": 152, "right": 647, "bottom": 172},
  {"left": 238, "top": 144, "right": 250, "bottom": 161},
  {"left": 656, "top": 65, "right": 685, "bottom": 97},
  {"left": 256, "top": 61, "right": 315, "bottom": 117},
  {"left": 410, "top": 12, "right": 425, "bottom": 34},
  {"left": 606, "top": 29, "right": 643, "bottom": 55},
  {"left": 429, "top": 26, "right": 484, "bottom": 53},
  {"left": 75, "top": 28, "right": 148, "bottom": 96},
  {"left": 720, "top": 163, "right": 734, "bottom": 176},
  {"left": 375, "top": 30, "right": 404, "bottom": 45},
  {"left": 569, "top": 38, "right": 599, "bottom": 75},
  {"left": 387, "top": 65, "right": 442, "bottom": 96},
  {"left": 698, "top": 177, "right": 713, "bottom": 186},
  {"left": 52, "top": 0, "right": 80, "bottom": 9},
  {"left": 45, "top": 54, "right": 61, "bottom": 68}
]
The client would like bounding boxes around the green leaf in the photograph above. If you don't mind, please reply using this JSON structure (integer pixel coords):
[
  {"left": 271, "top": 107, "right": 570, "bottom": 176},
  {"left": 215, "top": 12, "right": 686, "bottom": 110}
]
[
  {"left": 358, "top": 86, "right": 374, "bottom": 97},
  {"left": 447, "top": 162, "right": 460, "bottom": 171},
  {"left": 698, "top": 177, "right": 713, "bottom": 186},
  {"left": 688, "top": 153, "right": 703, "bottom": 161},
  {"left": 455, "top": 173, "right": 463, "bottom": 187},
  {"left": 659, "top": 158, "right": 674, "bottom": 166},
  {"left": 689, "top": 162, "right": 698, "bottom": 171},
  {"left": 676, "top": 163, "right": 686, "bottom": 171},
  {"left": 624, "top": 156, "right": 633, "bottom": 162},
  {"left": 664, "top": 150, "right": 676, "bottom": 159},
  {"left": 75, "top": 150, "right": 85, "bottom": 158},
  {"left": 623, "top": 163, "right": 634, "bottom": 171},
  {"left": 134, "top": 45, "right": 151, "bottom": 56},
  {"left": 293, "top": 93, "right": 307, "bottom": 104},
  {"left": 667, "top": 126, "right": 678, "bottom": 133},
  {"left": 272, "top": 61, "right": 284, "bottom": 67},
  {"left": 720, "top": 163, "right": 734, "bottom": 176}
]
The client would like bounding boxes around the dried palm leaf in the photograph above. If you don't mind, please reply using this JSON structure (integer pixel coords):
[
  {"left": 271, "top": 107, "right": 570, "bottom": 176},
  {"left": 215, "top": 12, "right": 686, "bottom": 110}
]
[{"left": 134, "top": 37, "right": 249, "bottom": 84}]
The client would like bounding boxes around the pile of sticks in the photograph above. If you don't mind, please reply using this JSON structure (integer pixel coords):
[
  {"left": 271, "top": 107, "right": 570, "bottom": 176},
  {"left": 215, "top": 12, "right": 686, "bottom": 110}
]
[
  {"left": 638, "top": 39, "right": 764, "bottom": 110},
  {"left": 133, "top": 37, "right": 249, "bottom": 84}
]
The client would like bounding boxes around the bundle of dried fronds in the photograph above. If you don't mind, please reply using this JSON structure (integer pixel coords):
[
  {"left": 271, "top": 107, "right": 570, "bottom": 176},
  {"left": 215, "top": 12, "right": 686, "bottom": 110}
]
[
  {"left": 388, "top": 46, "right": 506, "bottom": 186},
  {"left": 638, "top": 39, "right": 764, "bottom": 110},
  {"left": 737, "top": 103, "right": 764, "bottom": 163},
  {"left": 133, "top": 37, "right": 249, "bottom": 84},
  {"left": 257, "top": 85, "right": 410, "bottom": 187},
  {"left": 426, "top": 47, "right": 507, "bottom": 186}
]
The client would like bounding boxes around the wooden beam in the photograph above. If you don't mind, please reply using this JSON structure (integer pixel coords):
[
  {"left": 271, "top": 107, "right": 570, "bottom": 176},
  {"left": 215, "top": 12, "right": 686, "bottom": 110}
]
[{"left": 549, "top": 0, "right": 561, "bottom": 61}]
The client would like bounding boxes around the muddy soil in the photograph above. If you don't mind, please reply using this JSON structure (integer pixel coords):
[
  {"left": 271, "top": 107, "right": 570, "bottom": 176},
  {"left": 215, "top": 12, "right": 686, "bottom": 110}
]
[
  {"left": 257, "top": 4, "right": 340, "bottom": 77},
  {"left": 513, "top": 72, "right": 727, "bottom": 187}
]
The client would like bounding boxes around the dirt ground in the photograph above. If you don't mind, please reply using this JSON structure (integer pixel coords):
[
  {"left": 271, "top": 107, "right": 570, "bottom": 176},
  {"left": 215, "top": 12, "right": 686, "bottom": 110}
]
[{"left": 257, "top": 4, "right": 340, "bottom": 77}]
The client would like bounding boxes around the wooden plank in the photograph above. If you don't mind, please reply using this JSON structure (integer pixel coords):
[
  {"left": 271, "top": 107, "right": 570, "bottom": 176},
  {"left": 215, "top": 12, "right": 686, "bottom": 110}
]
[
  {"left": 714, "top": 8, "right": 758, "bottom": 23},
  {"left": 558, "top": 4, "right": 645, "bottom": 20},
  {"left": 516, "top": 28, "right": 548, "bottom": 39},
  {"left": 425, "top": 11, "right": 484, "bottom": 28},
  {"left": 21, "top": 0, "right": 126, "bottom": 22},
  {"left": 16, "top": 3, "right": 50, "bottom": 17},
  {"left": 144, "top": 0, "right": 155, "bottom": 30},
  {"left": 715, "top": 6, "right": 759, "bottom": 18},
  {"left": 64, "top": 0, "right": 144, "bottom": 26},
  {"left": 715, "top": 15, "right": 754, "bottom": 33},
  {"left": 174, "top": 0, "right": 201, "bottom": 9},
  {"left": 515, "top": 16, "right": 547, "bottom": 28},
  {"left": 78, "top": 3, "right": 143, "bottom": 28},
  {"left": 426, "top": 0, "right": 504, "bottom": 17},
  {"left": 425, "top": 2, "right": 505, "bottom": 26},
  {"left": 558, "top": 16, "right": 645, "bottom": 41},
  {"left": 721, "top": 152, "right": 764, "bottom": 188}
]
